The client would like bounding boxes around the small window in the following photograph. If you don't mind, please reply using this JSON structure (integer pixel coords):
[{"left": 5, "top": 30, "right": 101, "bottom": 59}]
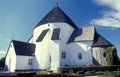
[
  {"left": 51, "top": 28, "right": 60, "bottom": 40},
  {"left": 62, "top": 52, "right": 66, "bottom": 59},
  {"left": 78, "top": 53, "right": 82, "bottom": 60},
  {"left": 103, "top": 52, "right": 106, "bottom": 57},
  {"left": 28, "top": 58, "right": 32, "bottom": 65},
  {"left": 48, "top": 24, "right": 50, "bottom": 26},
  {"left": 49, "top": 56, "right": 51, "bottom": 63}
]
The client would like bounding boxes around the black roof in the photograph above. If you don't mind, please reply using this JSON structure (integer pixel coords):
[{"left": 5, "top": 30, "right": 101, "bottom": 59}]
[
  {"left": 67, "top": 29, "right": 82, "bottom": 43},
  {"left": 12, "top": 40, "right": 35, "bottom": 56},
  {"left": 35, "top": 6, "right": 78, "bottom": 29},
  {"left": 92, "top": 32, "right": 113, "bottom": 47}
]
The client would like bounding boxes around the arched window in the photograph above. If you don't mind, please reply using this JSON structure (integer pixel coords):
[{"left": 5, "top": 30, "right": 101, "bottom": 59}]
[
  {"left": 49, "top": 56, "right": 51, "bottom": 63},
  {"left": 78, "top": 53, "right": 82, "bottom": 60},
  {"left": 51, "top": 28, "right": 60, "bottom": 40},
  {"left": 103, "top": 52, "right": 106, "bottom": 57},
  {"left": 62, "top": 52, "right": 66, "bottom": 59}
]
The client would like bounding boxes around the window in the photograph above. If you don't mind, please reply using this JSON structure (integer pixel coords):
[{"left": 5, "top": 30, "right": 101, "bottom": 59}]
[
  {"left": 51, "top": 28, "right": 60, "bottom": 40},
  {"left": 78, "top": 53, "right": 82, "bottom": 60},
  {"left": 36, "top": 29, "right": 49, "bottom": 42},
  {"left": 49, "top": 56, "right": 51, "bottom": 63},
  {"left": 48, "top": 24, "right": 50, "bottom": 26},
  {"left": 103, "top": 52, "right": 106, "bottom": 57},
  {"left": 28, "top": 58, "right": 32, "bottom": 65},
  {"left": 62, "top": 52, "right": 66, "bottom": 59}
]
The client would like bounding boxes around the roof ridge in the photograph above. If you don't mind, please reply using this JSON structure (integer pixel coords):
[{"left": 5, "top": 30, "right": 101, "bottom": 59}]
[{"left": 12, "top": 40, "right": 34, "bottom": 45}]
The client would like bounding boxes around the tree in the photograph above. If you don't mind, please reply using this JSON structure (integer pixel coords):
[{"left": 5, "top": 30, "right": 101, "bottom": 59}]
[
  {"left": 0, "top": 57, "right": 5, "bottom": 70},
  {"left": 106, "top": 46, "right": 119, "bottom": 65}
]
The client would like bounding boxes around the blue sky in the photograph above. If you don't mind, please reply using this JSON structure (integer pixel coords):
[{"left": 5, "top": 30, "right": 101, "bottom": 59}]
[{"left": 0, "top": 0, "right": 120, "bottom": 59}]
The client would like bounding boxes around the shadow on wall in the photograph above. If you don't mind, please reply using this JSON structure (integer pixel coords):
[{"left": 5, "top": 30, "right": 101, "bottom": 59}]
[{"left": 92, "top": 57, "right": 100, "bottom": 66}]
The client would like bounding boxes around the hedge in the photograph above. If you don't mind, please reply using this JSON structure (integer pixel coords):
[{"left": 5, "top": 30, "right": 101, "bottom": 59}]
[{"left": 57, "top": 65, "right": 120, "bottom": 73}]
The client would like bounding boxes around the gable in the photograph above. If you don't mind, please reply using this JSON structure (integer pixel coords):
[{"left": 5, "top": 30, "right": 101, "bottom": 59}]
[{"left": 5, "top": 42, "right": 16, "bottom": 59}]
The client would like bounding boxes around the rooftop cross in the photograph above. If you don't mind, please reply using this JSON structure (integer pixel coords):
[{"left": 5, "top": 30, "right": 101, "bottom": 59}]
[{"left": 55, "top": 0, "right": 59, "bottom": 6}]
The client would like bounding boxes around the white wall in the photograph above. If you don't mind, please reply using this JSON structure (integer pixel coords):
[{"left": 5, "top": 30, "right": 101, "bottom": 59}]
[
  {"left": 92, "top": 47, "right": 107, "bottom": 66},
  {"left": 16, "top": 56, "right": 34, "bottom": 70},
  {"left": 28, "top": 37, "right": 33, "bottom": 43},
  {"left": 60, "top": 41, "right": 93, "bottom": 67},
  {"left": 33, "top": 23, "right": 74, "bottom": 70},
  {"left": 5, "top": 42, "right": 16, "bottom": 72},
  {"left": 33, "top": 22, "right": 93, "bottom": 70},
  {"left": 5, "top": 42, "right": 35, "bottom": 72}
]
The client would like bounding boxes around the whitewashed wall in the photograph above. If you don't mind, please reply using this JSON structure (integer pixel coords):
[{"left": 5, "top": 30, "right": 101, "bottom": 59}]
[
  {"left": 28, "top": 37, "right": 33, "bottom": 43},
  {"left": 92, "top": 47, "right": 107, "bottom": 66},
  {"left": 16, "top": 56, "right": 34, "bottom": 70},
  {"left": 5, "top": 42, "right": 16, "bottom": 72},
  {"left": 60, "top": 41, "right": 93, "bottom": 67},
  {"left": 33, "top": 23, "right": 74, "bottom": 70}
]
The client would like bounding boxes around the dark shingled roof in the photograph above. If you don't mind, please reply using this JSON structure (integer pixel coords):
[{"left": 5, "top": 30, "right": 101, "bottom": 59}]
[
  {"left": 12, "top": 40, "right": 35, "bottom": 56},
  {"left": 68, "top": 26, "right": 95, "bottom": 43},
  {"left": 92, "top": 32, "right": 113, "bottom": 47},
  {"left": 68, "top": 26, "right": 113, "bottom": 46},
  {"left": 35, "top": 6, "right": 78, "bottom": 29}
]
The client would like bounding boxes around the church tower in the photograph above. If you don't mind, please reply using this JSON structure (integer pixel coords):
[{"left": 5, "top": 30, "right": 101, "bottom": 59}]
[{"left": 32, "top": 5, "right": 79, "bottom": 70}]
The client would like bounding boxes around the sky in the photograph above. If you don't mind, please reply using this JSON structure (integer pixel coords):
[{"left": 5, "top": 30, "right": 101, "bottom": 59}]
[{"left": 0, "top": 0, "right": 120, "bottom": 59}]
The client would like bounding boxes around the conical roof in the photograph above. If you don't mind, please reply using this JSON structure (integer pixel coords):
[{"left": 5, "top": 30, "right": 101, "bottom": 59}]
[{"left": 35, "top": 6, "right": 78, "bottom": 29}]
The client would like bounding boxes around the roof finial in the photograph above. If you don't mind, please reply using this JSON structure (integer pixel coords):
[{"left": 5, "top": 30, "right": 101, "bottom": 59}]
[{"left": 55, "top": 0, "right": 59, "bottom": 6}]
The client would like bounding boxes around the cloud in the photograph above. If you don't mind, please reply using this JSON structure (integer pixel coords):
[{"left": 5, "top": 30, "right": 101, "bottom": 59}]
[
  {"left": 0, "top": 51, "right": 6, "bottom": 55},
  {"left": 91, "top": 0, "right": 120, "bottom": 28},
  {"left": 0, "top": 51, "right": 6, "bottom": 59},
  {"left": 6, "top": 38, "right": 11, "bottom": 42}
]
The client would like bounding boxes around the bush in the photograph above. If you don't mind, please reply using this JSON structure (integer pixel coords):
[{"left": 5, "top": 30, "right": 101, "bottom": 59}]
[
  {"left": 57, "top": 65, "right": 120, "bottom": 74},
  {"left": 95, "top": 71, "right": 104, "bottom": 75},
  {"left": 85, "top": 71, "right": 95, "bottom": 75},
  {"left": 106, "top": 46, "right": 119, "bottom": 65},
  {"left": 16, "top": 72, "right": 36, "bottom": 77},
  {"left": 69, "top": 69, "right": 75, "bottom": 74},
  {"left": 113, "top": 71, "right": 120, "bottom": 77},
  {"left": 0, "top": 57, "right": 5, "bottom": 70},
  {"left": 77, "top": 71, "right": 85, "bottom": 74},
  {"left": 104, "top": 71, "right": 112, "bottom": 76}
]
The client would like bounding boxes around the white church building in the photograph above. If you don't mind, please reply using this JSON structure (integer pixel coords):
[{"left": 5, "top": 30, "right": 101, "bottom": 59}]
[{"left": 5, "top": 6, "right": 113, "bottom": 72}]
